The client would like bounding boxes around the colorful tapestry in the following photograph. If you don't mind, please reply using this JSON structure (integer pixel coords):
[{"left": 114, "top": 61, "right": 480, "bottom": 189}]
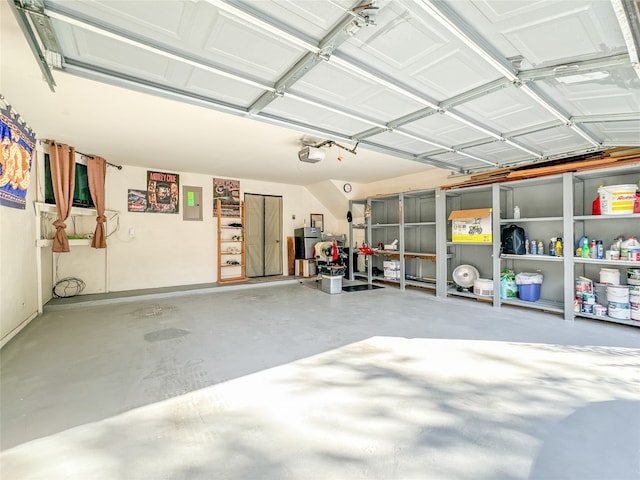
[
  {"left": 213, "top": 178, "right": 240, "bottom": 217},
  {"left": 0, "top": 105, "right": 36, "bottom": 209},
  {"left": 146, "top": 171, "right": 179, "bottom": 213}
]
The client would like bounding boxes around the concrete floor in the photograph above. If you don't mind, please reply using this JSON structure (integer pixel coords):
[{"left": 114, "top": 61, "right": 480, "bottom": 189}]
[{"left": 1, "top": 280, "right": 639, "bottom": 480}]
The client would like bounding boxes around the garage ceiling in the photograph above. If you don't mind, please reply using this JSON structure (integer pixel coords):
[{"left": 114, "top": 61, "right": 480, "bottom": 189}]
[{"left": 6, "top": 0, "right": 640, "bottom": 181}]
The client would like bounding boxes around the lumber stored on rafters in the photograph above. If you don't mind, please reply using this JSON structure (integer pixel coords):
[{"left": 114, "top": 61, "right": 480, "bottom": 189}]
[{"left": 441, "top": 147, "right": 640, "bottom": 190}]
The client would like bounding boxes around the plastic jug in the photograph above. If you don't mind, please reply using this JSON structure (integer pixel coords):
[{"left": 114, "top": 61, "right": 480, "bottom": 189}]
[
  {"left": 592, "top": 185, "right": 602, "bottom": 215},
  {"left": 621, "top": 236, "right": 639, "bottom": 260}
]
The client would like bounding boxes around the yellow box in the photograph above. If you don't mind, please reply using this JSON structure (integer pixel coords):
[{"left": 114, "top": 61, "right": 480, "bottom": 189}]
[{"left": 448, "top": 208, "right": 492, "bottom": 243}]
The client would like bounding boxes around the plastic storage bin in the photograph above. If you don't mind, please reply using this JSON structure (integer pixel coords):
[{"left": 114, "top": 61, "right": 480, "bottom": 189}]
[{"left": 516, "top": 272, "right": 543, "bottom": 302}]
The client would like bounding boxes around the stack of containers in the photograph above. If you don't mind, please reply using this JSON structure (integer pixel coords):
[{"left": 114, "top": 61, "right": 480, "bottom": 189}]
[
  {"left": 575, "top": 276, "right": 593, "bottom": 314},
  {"left": 599, "top": 268, "right": 629, "bottom": 320},
  {"left": 597, "top": 181, "right": 640, "bottom": 318},
  {"left": 608, "top": 284, "right": 631, "bottom": 320},
  {"left": 629, "top": 268, "right": 640, "bottom": 321}
]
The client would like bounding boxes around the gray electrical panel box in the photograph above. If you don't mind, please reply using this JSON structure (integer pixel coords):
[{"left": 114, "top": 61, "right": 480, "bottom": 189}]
[{"left": 183, "top": 186, "right": 203, "bottom": 221}]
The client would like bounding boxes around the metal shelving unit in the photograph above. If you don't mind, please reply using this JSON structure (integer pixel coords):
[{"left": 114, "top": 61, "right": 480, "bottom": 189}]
[{"left": 347, "top": 162, "right": 640, "bottom": 327}]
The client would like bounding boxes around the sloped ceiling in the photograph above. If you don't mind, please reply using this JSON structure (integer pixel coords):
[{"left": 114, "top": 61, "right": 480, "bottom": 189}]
[{"left": 3, "top": 0, "right": 640, "bottom": 185}]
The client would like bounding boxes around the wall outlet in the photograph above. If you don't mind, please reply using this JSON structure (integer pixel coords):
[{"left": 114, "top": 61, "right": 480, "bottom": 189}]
[{"left": 129, "top": 228, "right": 135, "bottom": 238}]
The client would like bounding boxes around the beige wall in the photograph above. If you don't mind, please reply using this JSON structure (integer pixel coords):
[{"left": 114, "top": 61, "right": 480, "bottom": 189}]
[
  {"left": 1, "top": 153, "right": 457, "bottom": 347},
  {"left": 0, "top": 157, "right": 39, "bottom": 347},
  {"left": 45, "top": 164, "right": 345, "bottom": 294},
  {"left": 1, "top": 157, "right": 347, "bottom": 346}
]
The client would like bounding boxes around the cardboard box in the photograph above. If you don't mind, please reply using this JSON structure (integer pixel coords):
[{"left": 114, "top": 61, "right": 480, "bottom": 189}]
[
  {"left": 295, "top": 259, "right": 316, "bottom": 277},
  {"left": 383, "top": 260, "right": 401, "bottom": 280},
  {"left": 448, "top": 208, "right": 492, "bottom": 243}
]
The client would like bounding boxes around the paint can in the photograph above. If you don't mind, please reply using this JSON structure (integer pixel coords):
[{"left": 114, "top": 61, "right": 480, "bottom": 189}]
[
  {"left": 607, "top": 285, "right": 629, "bottom": 303},
  {"left": 593, "top": 283, "right": 608, "bottom": 306},
  {"left": 629, "top": 248, "right": 640, "bottom": 262},
  {"left": 574, "top": 297, "right": 582, "bottom": 313},
  {"left": 575, "top": 278, "right": 592, "bottom": 295},
  {"left": 582, "top": 292, "right": 596, "bottom": 305},
  {"left": 582, "top": 303, "right": 594, "bottom": 314},
  {"left": 608, "top": 302, "right": 631, "bottom": 320},
  {"left": 600, "top": 268, "right": 620, "bottom": 285},
  {"left": 631, "top": 302, "right": 640, "bottom": 321},
  {"left": 629, "top": 285, "right": 640, "bottom": 304},
  {"left": 593, "top": 304, "right": 608, "bottom": 317},
  {"left": 628, "top": 268, "right": 640, "bottom": 286}
]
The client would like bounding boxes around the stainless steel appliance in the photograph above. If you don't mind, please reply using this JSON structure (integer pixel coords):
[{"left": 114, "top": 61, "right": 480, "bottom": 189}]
[{"left": 294, "top": 227, "right": 320, "bottom": 259}]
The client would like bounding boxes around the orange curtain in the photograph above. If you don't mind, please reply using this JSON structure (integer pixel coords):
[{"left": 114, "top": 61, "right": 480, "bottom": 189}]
[
  {"left": 87, "top": 156, "right": 107, "bottom": 248},
  {"left": 50, "top": 142, "right": 75, "bottom": 253}
]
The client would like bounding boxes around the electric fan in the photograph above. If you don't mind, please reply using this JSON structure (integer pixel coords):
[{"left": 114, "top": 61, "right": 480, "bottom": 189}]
[{"left": 452, "top": 264, "right": 480, "bottom": 292}]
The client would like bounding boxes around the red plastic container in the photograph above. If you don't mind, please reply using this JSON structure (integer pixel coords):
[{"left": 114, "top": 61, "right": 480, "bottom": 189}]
[{"left": 592, "top": 195, "right": 601, "bottom": 215}]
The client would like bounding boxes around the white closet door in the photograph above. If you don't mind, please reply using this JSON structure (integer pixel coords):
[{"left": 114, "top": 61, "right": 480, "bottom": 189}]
[
  {"left": 245, "top": 194, "right": 264, "bottom": 278},
  {"left": 245, "top": 194, "right": 282, "bottom": 277},
  {"left": 264, "top": 196, "right": 282, "bottom": 276}
]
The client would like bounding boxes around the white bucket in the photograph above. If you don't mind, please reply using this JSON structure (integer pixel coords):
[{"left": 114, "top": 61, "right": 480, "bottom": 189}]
[
  {"left": 598, "top": 184, "right": 637, "bottom": 215},
  {"left": 474, "top": 278, "right": 493, "bottom": 297},
  {"left": 628, "top": 268, "right": 640, "bottom": 286},
  {"left": 607, "top": 285, "right": 629, "bottom": 303},
  {"left": 608, "top": 302, "right": 631, "bottom": 320},
  {"left": 600, "top": 268, "right": 621, "bottom": 285},
  {"left": 631, "top": 302, "right": 640, "bottom": 321}
]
